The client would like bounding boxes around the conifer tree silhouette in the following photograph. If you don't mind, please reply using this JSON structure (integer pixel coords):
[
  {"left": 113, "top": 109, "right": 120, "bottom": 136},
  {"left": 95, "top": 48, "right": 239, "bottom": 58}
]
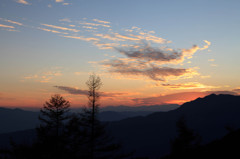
[
  {"left": 36, "top": 94, "right": 71, "bottom": 159},
  {"left": 170, "top": 116, "right": 201, "bottom": 156}
]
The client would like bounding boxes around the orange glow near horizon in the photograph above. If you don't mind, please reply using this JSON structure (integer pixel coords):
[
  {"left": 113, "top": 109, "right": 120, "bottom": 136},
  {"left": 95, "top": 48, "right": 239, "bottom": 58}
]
[{"left": 1, "top": 90, "right": 238, "bottom": 109}]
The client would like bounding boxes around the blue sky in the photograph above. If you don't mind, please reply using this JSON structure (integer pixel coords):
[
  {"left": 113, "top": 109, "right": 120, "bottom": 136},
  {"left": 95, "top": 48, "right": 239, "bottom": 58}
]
[{"left": 0, "top": 0, "right": 240, "bottom": 107}]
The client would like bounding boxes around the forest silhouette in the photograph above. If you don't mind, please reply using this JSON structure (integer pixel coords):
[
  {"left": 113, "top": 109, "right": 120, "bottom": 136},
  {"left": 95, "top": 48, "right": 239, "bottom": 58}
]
[{"left": 0, "top": 74, "right": 129, "bottom": 159}]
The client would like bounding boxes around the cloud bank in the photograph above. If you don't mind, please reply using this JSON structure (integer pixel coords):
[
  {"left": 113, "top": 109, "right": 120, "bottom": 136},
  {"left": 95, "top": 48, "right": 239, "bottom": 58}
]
[{"left": 100, "top": 40, "right": 210, "bottom": 82}]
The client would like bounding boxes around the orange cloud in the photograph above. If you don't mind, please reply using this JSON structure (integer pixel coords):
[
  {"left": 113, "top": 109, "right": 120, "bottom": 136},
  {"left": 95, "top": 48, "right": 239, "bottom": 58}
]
[
  {"left": 208, "top": 59, "right": 215, "bottom": 62},
  {"left": 161, "top": 82, "right": 219, "bottom": 90},
  {"left": 93, "top": 42, "right": 119, "bottom": 50},
  {"left": 56, "top": 0, "right": 64, "bottom": 2},
  {"left": 16, "top": 0, "right": 30, "bottom": 5},
  {"left": 181, "top": 40, "right": 211, "bottom": 59},
  {"left": 0, "top": 24, "right": 14, "bottom": 29},
  {"left": 93, "top": 19, "right": 110, "bottom": 24},
  {"left": 0, "top": 18, "right": 23, "bottom": 26},
  {"left": 61, "top": 35, "right": 99, "bottom": 41},
  {"left": 95, "top": 33, "right": 124, "bottom": 41},
  {"left": 41, "top": 24, "right": 80, "bottom": 32},
  {"left": 37, "top": 27, "right": 66, "bottom": 34},
  {"left": 23, "top": 70, "right": 63, "bottom": 83},
  {"left": 78, "top": 22, "right": 110, "bottom": 28}
]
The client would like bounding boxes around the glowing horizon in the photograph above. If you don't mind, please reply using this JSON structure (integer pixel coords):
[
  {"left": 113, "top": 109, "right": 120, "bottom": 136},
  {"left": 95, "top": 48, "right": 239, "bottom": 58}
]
[{"left": 1, "top": 0, "right": 240, "bottom": 108}]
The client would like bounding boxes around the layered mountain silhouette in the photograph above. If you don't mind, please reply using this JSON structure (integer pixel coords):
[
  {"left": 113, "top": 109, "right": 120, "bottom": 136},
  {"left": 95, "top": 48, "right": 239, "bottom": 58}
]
[
  {"left": 1, "top": 94, "right": 240, "bottom": 158},
  {"left": 0, "top": 104, "right": 178, "bottom": 133},
  {"left": 0, "top": 107, "right": 39, "bottom": 134}
]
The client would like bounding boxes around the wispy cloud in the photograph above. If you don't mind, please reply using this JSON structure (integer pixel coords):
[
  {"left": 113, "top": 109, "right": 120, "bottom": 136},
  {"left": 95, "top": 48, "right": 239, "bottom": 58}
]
[
  {"left": 0, "top": 18, "right": 23, "bottom": 26},
  {"left": 93, "top": 19, "right": 110, "bottom": 24},
  {"left": 129, "top": 32, "right": 167, "bottom": 44},
  {"left": 16, "top": 0, "right": 30, "bottom": 5},
  {"left": 37, "top": 27, "right": 67, "bottom": 34},
  {"left": 94, "top": 33, "right": 124, "bottom": 41},
  {"left": 78, "top": 22, "right": 111, "bottom": 28},
  {"left": 0, "top": 24, "right": 15, "bottom": 29},
  {"left": 210, "top": 64, "right": 218, "bottom": 67},
  {"left": 55, "top": 86, "right": 126, "bottom": 97},
  {"left": 55, "top": 0, "right": 64, "bottom": 2},
  {"left": 93, "top": 42, "right": 119, "bottom": 50},
  {"left": 59, "top": 18, "right": 72, "bottom": 22},
  {"left": 161, "top": 82, "right": 218, "bottom": 89},
  {"left": 82, "top": 26, "right": 97, "bottom": 30},
  {"left": 63, "top": 3, "right": 70, "bottom": 5},
  {"left": 61, "top": 35, "right": 99, "bottom": 42},
  {"left": 23, "top": 69, "right": 63, "bottom": 83},
  {"left": 181, "top": 40, "right": 211, "bottom": 59},
  {"left": 208, "top": 59, "right": 215, "bottom": 62},
  {"left": 41, "top": 24, "right": 80, "bottom": 32}
]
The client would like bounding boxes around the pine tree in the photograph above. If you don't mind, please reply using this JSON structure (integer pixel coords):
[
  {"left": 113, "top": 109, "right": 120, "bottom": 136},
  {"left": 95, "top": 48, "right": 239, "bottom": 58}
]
[
  {"left": 36, "top": 94, "right": 71, "bottom": 159},
  {"left": 171, "top": 117, "right": 201, "bottom": 155}
]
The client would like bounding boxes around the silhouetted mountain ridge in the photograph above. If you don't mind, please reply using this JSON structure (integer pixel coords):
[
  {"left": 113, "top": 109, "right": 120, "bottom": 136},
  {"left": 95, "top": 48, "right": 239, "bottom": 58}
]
[
  {"left": 100, "top": 104, "right": 179, "bottom": 112},
  {"left": 108, "top": 94, "right": 240, "bottom": 158}
]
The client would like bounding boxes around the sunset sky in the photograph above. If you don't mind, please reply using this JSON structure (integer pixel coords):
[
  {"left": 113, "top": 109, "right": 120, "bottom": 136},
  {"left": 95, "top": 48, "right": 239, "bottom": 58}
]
[{"left": 1, "top": 0, "right": 240, "bottom": 108}]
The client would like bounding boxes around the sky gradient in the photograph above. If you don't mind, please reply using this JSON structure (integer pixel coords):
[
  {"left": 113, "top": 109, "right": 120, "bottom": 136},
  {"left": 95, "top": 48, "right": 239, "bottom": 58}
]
[{"left": 1, "top": 0, "right": 240, "bottom": 108}]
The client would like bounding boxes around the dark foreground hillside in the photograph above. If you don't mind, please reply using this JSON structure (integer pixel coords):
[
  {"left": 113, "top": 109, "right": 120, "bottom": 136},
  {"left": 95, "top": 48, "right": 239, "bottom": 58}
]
[
  {"left": 163, "top": 128, "right": 240, "bottom": 159},
  {"left": 108, "top": 94, "right": 240, "bottom": 158}
]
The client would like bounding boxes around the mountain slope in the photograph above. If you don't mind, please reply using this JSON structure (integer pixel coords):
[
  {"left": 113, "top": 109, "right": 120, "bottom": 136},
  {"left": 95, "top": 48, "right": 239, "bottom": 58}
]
[
  {"left": 163, "top": 128, "right": 240, "bottom": 159},
  {"left": 108, "top": 94, "right": 240, "bottom": 158}
]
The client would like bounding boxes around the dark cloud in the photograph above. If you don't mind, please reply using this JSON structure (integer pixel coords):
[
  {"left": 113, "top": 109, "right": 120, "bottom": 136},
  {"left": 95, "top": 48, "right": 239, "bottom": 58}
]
[
  {"left": 233, "top": 88, "right": 240, "bottom": 93},
  {"left": 102, "top": 59, "right": 190, "bottom": 81},
  {"left": 54, "top": 86, "right": 88, "bottom": 95},
  {"left": 54, "top": 86, "right": 126, "bottom": 97},
  {"left": 117, "top": 45, "right": 182, "bottom": 63},
  {"left": 99, "top": 41, "right": 210, "bottom": 82}
]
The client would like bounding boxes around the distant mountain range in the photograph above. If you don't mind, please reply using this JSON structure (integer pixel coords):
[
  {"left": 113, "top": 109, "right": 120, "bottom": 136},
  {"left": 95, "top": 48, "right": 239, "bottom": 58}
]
[
  {"left": 100, "top": 104, "right": 179, "bottom": 112},
  {"left": 0, "top": 107, "right": 39, "bottom": 134},
  {"left": 0, "top": 104, "right": 179, "bottom": 134},
  {"left": 1, "top": 94, "right": 240, "bottom": 158}
]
